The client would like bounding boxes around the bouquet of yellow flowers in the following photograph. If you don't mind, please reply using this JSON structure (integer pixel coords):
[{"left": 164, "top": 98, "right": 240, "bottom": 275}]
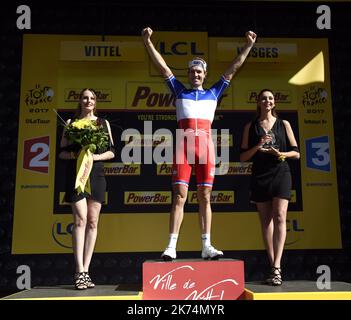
[
  {"left": 64, "top": 118, "right": 109, "bottom": 194},
  {"left": 65, "top": 118, "right": 109, "bottom": 153}
]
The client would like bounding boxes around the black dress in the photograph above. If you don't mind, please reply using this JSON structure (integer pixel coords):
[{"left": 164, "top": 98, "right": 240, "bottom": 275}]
[
  {"left": 247, "top": 117, "right": 292, "bottom": 202},
  {"left": 62, "top": 118, "right": 114, "bottom": 204}
]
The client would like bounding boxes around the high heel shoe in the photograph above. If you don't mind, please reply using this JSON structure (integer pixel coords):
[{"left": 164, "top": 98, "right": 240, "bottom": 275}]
[
  {"left": 84, "top": 272, "right": 95, "bottom": 288},
  {"left": 270, "top": 267, "right": 282, "bottom": 286},
  {"left": 74, "top": 272, "right": 87, "bottom": 290}
]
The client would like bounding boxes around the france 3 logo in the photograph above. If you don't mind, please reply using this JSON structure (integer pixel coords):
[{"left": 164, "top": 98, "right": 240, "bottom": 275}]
[
  {"left": 305, "top": 136, "right": 330, "bottom": 172},
  {"left": 23, "top": 136, "right": 50, "bottom": 174}
]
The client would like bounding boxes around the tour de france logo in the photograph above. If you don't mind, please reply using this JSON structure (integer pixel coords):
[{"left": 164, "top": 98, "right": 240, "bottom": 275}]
[
  {"left": 24, "top": 84, "right": 54, "bottom": 107},
  {"left": 302, "top": 86, "right": 328, "bottom": 111}
]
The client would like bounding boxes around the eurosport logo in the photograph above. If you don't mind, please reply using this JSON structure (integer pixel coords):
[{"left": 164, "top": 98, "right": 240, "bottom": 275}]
[{"left": 305, "top": 136, "right": 330, "bottom": 172}]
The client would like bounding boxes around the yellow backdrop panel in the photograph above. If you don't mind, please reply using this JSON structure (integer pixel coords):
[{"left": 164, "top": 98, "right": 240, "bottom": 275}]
[{"left": 13, "top": 34, "right": 341, "bottom": 253}]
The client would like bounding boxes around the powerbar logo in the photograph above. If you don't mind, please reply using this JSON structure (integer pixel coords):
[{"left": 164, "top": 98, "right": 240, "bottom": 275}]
[
  {"left": 188, "top": 191, "right": 234, "bottom": 204},
  {"left": 157, "top": 163, "right": 197, "bottom": 176},
  {"left": 129, "top": 85, "right": 227, "bottom": 108},
  {"left": 157, "top": 163, "right": 250, "bottom": 176},
  {"left": 132, "top": 86, "right": 175, "bottom": 107},
  {"left": 217, "top": 162, "right": 252, "bottom": 175},
  {"left": 157, "top": 163, "right": 173, "bottom": 175},
  {"left": 124, "top": 192, "right": 172, "bottom": 205},
  {"left": 104, "top": 163, "right": 140, "bottom": 175},
  {"left": 64, "top": 89, "right": 112, "bottom": 102},
  {"left": 247, "top": 90, "right": 291, "bottom": 104}
]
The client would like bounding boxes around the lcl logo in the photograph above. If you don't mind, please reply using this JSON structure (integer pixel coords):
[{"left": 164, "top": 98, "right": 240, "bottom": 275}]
[
  {"left": 158, "top": 41, "right": 204, "bottom": 56},
  {"left": 52, "top": 221, "right": 74, "bottom": 249}
]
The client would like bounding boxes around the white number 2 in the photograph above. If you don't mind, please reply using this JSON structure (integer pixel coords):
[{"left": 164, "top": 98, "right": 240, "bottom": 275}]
[{"left": 29, "top": 143, "right": 49, "bottom": 167}]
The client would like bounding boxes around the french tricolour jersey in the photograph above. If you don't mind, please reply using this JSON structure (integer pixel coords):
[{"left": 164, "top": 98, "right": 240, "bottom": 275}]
[{"left": 165, "top": 74, "right": 230, "bottom": 123}]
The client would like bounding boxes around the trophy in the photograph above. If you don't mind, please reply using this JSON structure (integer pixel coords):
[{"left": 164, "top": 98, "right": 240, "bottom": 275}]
[{"left": 262, "top": 130, "right": 279, "bottom": 149}]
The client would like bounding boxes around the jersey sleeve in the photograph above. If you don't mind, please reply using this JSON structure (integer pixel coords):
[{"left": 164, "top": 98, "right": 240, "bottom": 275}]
[
  {"left": 209, "top": 76, "right": 231, "bottom": 100},
  {"left": 165, "top": 74, "right": 185, "bottom": 97}
]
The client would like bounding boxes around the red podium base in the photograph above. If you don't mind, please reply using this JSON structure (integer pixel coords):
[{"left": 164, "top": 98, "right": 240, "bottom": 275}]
[{"left": 142, "top": 259, "right": 245, "bottom": 300}]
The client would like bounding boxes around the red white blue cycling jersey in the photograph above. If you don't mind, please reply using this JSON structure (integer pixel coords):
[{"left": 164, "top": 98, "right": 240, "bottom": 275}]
[{"left": 165, "top": 74, "right": 230, "bottom": 187}]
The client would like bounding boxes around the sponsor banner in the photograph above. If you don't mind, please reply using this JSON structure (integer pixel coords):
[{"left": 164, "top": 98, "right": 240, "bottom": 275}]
[
  {"left": 188, "top": 191, "right": 234, "bottom": 204},
  {"left": 124, "top": 191, "right": 172, "bottom": 205},
  {"left": 12, "top": 34, "right": 341, "bottom": 254},
  {"left": 247, "top": 90, "right": 292, "bottom": 104},
  {"left": 156, "top": 163, "right": 197, "bottom": 176},
  {"left": 217, "top": 42, "right": 297, "bottom": 63},
  {"left": 149, "top": 32, "right": 208, "bottom": 76},
  {"left": 104, "top": 163, "right": 141, "bottom": 176},
  {"left": 60, "top": 41, "right": 145, "bottom": 61},
  {"left": 126, "top": 82, "right": 233, "bottom": 110},
  {"left": 232, "top": 82, "right": 298, "bottom": 110},
  {"left": 64, "top": 88, "right": 112, "bottom": 103},
  {"left": 157, "top": 163, "right": 173, "bottom": 175},
  {"left": 217, "top": 162, "right": 252, "bottom": 176},
  {"left": 127, "top": 82, "right": 175, "bottom": 109},
  {"left": 157, "top": 163, "right": 253, "bottom": 177}
]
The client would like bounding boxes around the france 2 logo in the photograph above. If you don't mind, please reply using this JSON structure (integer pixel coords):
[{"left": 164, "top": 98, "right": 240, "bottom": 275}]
[
  {"left": 305, "top": 136, "right": 330, "bottom": 172},
  {"left": 23, "top": 136, "right": 50, "bottom": 173}
]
